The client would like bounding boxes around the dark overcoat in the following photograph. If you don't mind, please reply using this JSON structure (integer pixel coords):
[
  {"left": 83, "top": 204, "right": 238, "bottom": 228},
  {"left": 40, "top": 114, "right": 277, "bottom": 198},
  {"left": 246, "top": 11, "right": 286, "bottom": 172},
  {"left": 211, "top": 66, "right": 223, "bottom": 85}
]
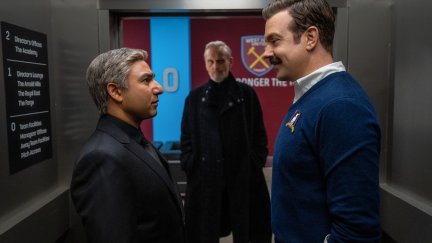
[
  {"left": 71, "top": 115, "right": 185, "bottom": 243},
  {"left": 180, "top": 74, "right": 271, "bottom": 243}
]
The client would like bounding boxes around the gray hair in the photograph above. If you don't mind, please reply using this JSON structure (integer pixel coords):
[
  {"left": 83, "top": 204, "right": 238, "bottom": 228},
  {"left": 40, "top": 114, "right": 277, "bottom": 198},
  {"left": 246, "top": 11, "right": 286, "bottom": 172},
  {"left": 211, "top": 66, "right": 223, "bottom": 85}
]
[
  {"left": 86, "top": 48, "right": 148, "bottom": 113},
  {"left": 203, "top": 40, "right": 232, "bottom": 59}
]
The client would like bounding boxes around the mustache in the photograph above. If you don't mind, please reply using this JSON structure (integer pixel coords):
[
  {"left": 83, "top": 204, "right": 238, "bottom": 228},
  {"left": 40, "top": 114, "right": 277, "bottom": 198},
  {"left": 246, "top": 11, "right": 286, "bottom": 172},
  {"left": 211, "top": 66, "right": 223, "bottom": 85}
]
[{"left": 269, "top": 56, "right": 282, "bottom": 65}]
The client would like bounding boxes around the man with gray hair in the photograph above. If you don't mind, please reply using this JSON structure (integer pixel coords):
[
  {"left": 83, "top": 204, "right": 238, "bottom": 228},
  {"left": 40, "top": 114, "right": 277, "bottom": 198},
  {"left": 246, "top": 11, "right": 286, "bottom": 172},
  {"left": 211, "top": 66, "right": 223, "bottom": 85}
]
[
  {"left": 71, "top": 48, "right": 185, "bottom": 243},
  {"left": 180, "top": 41, "right": 271, "bottom": 243}
]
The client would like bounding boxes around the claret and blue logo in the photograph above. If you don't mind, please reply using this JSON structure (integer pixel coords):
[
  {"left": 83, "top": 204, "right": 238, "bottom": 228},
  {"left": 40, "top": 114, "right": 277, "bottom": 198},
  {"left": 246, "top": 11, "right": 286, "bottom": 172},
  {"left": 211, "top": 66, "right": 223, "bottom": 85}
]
[{"left": 241, "top": 35, "right": 273, "bottom": 77}]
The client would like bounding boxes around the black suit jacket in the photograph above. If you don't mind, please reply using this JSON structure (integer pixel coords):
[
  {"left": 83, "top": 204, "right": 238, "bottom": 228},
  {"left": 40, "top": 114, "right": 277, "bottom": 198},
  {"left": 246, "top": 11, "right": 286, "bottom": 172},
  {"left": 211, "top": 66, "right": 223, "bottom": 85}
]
[{"left": 71, "top": 115, "right": 185, "bottom": 243}]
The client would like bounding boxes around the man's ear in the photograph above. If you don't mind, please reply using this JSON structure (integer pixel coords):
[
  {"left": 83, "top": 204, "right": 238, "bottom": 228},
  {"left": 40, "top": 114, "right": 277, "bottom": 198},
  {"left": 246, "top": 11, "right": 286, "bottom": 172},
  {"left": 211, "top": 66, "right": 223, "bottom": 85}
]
[
  {"left": 305, "top": 26, "right": 319, "bottom": 51},
  {"left": 106, "top": 83, "right": 123, "bottom": 102},
  {"left": 229, "top": 57, "right": 233, "bottom": 68}
]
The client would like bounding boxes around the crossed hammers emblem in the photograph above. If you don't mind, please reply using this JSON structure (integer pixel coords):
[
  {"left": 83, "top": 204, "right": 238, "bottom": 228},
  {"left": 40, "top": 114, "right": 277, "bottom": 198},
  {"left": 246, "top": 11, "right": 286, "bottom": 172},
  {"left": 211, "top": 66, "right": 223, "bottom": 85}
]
[{"left": 247, "top": 46, "right": 269, "bottom": 69}]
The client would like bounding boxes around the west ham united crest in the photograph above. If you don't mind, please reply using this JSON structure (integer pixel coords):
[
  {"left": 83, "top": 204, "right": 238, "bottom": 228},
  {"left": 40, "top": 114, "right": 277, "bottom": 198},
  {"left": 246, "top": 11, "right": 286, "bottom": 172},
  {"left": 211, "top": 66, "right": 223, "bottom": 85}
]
[{"left": 241, "top": 35, "right": 273, "bottom": 77}]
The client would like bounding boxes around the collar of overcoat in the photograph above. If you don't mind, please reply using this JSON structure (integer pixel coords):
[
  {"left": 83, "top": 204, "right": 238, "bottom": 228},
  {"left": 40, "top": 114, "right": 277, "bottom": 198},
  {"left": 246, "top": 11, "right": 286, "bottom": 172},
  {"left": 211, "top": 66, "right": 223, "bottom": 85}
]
[{"left": 204, "top": 72, "right": 245, "bottom": 114}]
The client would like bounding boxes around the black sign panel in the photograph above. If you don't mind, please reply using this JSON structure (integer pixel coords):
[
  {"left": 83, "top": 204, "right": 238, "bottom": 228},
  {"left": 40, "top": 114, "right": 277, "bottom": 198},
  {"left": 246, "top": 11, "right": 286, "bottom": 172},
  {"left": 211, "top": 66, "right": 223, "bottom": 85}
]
[{"left": 1, "top": 22, "right": 52, "bottom": 174}]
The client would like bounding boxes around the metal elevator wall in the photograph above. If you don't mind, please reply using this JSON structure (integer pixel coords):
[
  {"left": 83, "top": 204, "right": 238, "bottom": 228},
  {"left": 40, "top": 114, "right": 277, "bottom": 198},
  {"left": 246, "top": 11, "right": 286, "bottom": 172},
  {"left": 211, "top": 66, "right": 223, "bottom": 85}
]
[
  {"left": 381, "top": 0, "right": 432, "bottom": 241},
  {"left": 0, "top": 0, "right": 100, "bottom": 242}
]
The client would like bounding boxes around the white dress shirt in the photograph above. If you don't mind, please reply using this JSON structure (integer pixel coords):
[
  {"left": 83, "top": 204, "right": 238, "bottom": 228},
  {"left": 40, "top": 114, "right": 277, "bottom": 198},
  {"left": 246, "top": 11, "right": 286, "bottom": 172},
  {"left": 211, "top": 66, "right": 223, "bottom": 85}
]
[{"left": 292, "top": 61, "right": 346, "bottom": 104}]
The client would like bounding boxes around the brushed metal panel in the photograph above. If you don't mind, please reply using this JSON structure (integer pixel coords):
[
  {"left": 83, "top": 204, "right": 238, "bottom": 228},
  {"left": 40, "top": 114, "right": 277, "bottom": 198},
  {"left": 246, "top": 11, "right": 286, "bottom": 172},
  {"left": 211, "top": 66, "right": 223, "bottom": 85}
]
[
  {"left": 0, "top": 188, "right": 69, "bottom": 243},
  {"left": 99, "top": 0, "right": 271, "bottom": 11},
  {"left": 98, "top": 0, "right": 348, "bottom": 11},
  {"left": 0, "top": 0, "right": 57, "bottom": 223},
  {"left": 346, "top": 0, "right": 393, "bottom": 173},
  {"left": 333, "top": 7, "right": 349, "bottom": 65},
  {"left": 1, "top": 0, "right": 99, "bottom": 241},
  {"left": 391, "top": 0, "right": 432, "bottom": 202},
  {"left": 381, "top": 0, "right": 432, "bottom": 241},
  {"left": 51, "top": 0, "right": 100, "bottom": 187},
  {"left": 381, "top": 184, "right": 432, "bottom": 243}
]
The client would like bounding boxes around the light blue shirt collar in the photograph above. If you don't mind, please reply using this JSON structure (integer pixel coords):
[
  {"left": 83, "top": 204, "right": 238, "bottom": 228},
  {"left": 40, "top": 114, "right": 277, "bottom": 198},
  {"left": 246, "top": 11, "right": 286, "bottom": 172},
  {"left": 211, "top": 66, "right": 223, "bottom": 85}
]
[{"left": 292, "top": 61, "right": 346, "bottom": 104}]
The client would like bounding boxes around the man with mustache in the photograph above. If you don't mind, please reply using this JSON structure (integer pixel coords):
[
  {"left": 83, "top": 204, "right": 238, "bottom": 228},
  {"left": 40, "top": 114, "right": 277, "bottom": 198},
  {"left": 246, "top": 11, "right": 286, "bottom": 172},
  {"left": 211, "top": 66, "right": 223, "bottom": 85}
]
[
  {"left": 71, "top": 48, "right": 185, "bottom": 243},
  {"left": 180, "top": 40, "right": 271, "bottom": 243},
  {"left": 262, "top": 0, "right": 381, "bottom": 242}
]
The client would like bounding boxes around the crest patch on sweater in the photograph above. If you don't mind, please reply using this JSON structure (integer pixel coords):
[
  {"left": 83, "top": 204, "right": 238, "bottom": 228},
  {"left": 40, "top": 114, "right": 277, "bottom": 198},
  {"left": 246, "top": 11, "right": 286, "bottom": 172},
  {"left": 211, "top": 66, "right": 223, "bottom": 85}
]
[{"left": 285, "top": 110, "right": 301, "bottom": 133}]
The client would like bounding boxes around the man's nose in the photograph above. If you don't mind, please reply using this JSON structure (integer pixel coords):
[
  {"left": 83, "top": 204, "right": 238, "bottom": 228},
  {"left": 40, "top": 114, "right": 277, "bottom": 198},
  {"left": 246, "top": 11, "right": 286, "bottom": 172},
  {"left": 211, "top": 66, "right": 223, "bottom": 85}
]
[
  {"left": 263, "top": 45, "right": 273, "bottom": 59},
  {"left": 211, "top": 63, "right": 218, "bottom": 70},
  {"left": 153, "top": 80, "right": 164, "bottom": 94}
]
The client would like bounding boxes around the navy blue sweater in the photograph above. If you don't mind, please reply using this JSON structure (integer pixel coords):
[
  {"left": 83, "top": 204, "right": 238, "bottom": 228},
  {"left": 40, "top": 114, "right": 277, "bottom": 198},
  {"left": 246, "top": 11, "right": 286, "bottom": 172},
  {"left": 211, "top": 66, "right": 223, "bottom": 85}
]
[{"left": 272, "top": 71, "right": 381, "bottom": 242}]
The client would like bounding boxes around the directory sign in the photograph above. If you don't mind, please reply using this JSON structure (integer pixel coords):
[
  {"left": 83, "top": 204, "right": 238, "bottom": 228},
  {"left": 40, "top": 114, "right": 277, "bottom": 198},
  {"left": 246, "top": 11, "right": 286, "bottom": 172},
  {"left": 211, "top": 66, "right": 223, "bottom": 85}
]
[{"left": 1, "top": 21, "right": 52, "bottom": 174}]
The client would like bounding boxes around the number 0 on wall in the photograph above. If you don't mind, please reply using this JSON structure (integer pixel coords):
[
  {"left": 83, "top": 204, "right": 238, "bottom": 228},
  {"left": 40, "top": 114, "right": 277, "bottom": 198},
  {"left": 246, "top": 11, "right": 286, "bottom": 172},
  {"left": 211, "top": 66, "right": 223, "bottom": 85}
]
[{"left": 162, "top": 67, "right": 179, "bottom": 92}]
